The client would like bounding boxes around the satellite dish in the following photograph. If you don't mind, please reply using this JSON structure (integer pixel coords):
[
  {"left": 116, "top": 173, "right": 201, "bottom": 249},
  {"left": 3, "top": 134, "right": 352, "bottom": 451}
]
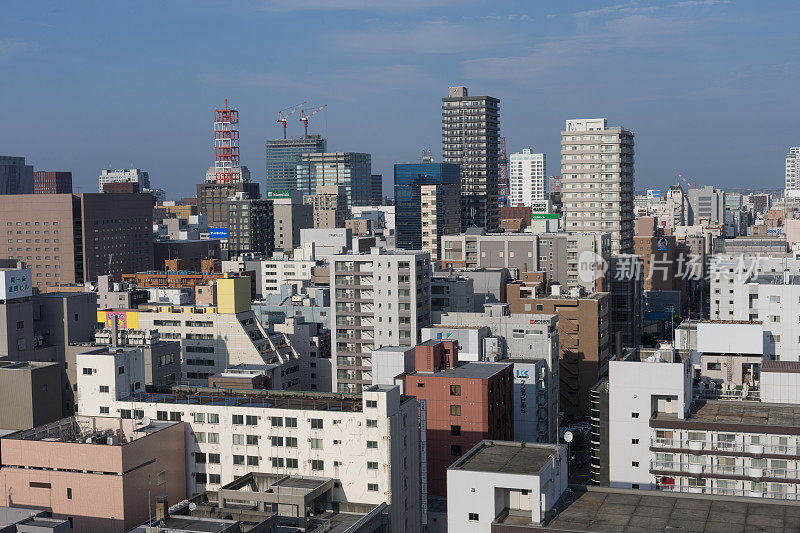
[
  {"left": 188, "top": 503, "right": 197, "bottom": 511},
  {"left": 564, "top": 431, "right": 574, "bottom": 443},
  {"left": 141, "top": 416, "right": 151, "bottom": 427}
]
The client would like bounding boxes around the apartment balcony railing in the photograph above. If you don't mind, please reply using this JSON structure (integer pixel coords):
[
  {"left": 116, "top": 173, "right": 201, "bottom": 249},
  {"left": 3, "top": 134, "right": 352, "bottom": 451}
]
[
  {"left": 651, "top": 460, "right": 800, "bottom": 480},
  {"left": 651, "top": 437, "right": 799, "bottom": 456},
  {"left": 657, "top": 483, "right": 799, "bottom": 501}
]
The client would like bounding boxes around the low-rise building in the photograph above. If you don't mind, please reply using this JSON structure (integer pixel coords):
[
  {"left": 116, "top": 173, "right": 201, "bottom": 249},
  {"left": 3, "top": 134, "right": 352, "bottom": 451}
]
[{"left": 0, "top": 415, "right": 186, "bottom": 532}]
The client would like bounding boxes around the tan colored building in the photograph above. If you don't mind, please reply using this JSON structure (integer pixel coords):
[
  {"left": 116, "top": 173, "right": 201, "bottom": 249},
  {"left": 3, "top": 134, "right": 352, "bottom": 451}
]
[
  {"left": 0, "top": 193, "right": 153, "bottom": 289},
  {"left": 304, "top": 185, "right": 349, "bottom": 228},
  {"left": 507, "top": 277, "right": 611, "bottom": 417},
  {"left": 345, "top": 218, "right": 372, "bottom": 235},
  {"left": 420, "top": 183, "right": 461, "bottom": 261},
  {"left": 0, "top": 361, "right": 62, "bottom": 430},
  {"left": 634, "top": 216, "right": 688, "bottom": 294},
  {"left": 0, "top": 416, "right": 186, "bottom": 532}
]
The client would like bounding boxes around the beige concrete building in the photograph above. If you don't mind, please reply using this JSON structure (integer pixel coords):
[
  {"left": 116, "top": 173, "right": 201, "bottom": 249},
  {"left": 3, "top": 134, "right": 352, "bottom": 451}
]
[
  {"left": 0, "top": 361, "right": 62, "bottom": 430},
  {"left": 420, "top": 182, "right": 461, "bottom": 262},
  {"left": 304, "top": 185, "right": 349, "bottom": 228},
  {"left": 506, "top": 279, "right": 611, "bottom": 417},
  {"left": 561, "top": 118, "right": 634, "bottom": 254},
  {"left": 0, "top": 416, "right": 186, "bottom": 532}
]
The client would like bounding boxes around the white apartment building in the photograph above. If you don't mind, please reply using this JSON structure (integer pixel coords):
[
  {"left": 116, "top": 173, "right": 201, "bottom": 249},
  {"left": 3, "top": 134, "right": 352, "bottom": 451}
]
[
  {"left": 509, "top": 149, "right": 547, "bottom": 208},
  {"left": 331, "top": 247, "right": 431, "bottom": 393},
  {"left": 75, "top": 353, "right": 422, "bottom": 532},
  {"left": 447, "top": 441, "right": 567, "bottom": 531},
  {"left": 222, "top": 246, "right": 318, "bottom": 297},
  {"left": 606, "top": 343, "right": 800, "bottom": 501},
  {"left": 75, "top": 346, "right": 146, "bottom": 415},
  {"left": 785, "top": 147, "right": 800, "bottom": 198},
  {"left": 100, "top": 278, "right": 305, "bottom": 387},
  {"left": 710, "top": 255, "right": 800, "bottom": 360},
  {"left": 98, "top": 168, "right": 150, "bottom": 192},
  {"left": 561, "top": 118, "right": 634, "bottom": 254}
]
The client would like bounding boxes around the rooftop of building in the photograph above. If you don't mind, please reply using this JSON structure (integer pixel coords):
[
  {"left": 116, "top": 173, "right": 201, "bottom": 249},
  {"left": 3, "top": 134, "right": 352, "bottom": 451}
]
[
  {"left": 762, "top": 360, "right": 800, "bottom": 373},
  {"left": 538, "top": 485, "right": 800, "bottom": 532},
  {"left": 4, "top": 415, "right": 179, "bottom": 444},
  {"left": 449, "top": 440, "right": 561, "bottom": 476},
  {"left": 699, "top": 319, "right": 764, "bottom": 325},
  {"left": 0, "top": 360, "right": 59, "bottom": 371},
  {"left": 410, "top": 361, "right": 511, "bottom": 379},
  {"left": 653, "top": 400, "right": 800, "bottom": 430},
  {"left": 118, "top": 385, "right": 412, "bottom": 412}
]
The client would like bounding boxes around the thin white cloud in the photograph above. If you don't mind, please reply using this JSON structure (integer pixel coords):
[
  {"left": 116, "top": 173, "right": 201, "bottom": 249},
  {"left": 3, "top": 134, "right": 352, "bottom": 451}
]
[
  {"left": 261, "top": 0, "right": 451, "bottom": 12},
  {"left": 337, "top": 20, "right": 508, "bottom": 54},
  {"left": 0, "top": 40, "right": 35, "bottom": 60},
  {"left": 673, "top": 0, "right": 731, "bottom": 7},
  {"left": 575, "top": 4, "right": 662, "bottom": 18}
]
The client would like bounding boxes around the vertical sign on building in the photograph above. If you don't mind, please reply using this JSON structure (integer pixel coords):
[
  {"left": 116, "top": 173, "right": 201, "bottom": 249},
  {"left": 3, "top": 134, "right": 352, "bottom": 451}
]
[{"left": 420, "top": 399, "right": 428, "bottom": 526}]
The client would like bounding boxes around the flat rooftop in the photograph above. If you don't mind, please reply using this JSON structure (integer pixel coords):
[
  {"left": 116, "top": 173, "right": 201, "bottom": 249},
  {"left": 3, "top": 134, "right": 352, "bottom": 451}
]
[
  {"left": 539, "top": 486, "right": 800, "bottom": 532},
  {"left": 411, "top": 361, "right": 511, "bottom": 379},
  {"left": 5, "top": 415, "right": 178, "bottom": 444},
  {"left": 450, "top": 440, "right": 560, "bottom": 476},
  {"left": 762, "top": 360, "right": 800, "bottom": 373},
  {"left": 652, "top": 400, "right": 800, "bottom": 432}
]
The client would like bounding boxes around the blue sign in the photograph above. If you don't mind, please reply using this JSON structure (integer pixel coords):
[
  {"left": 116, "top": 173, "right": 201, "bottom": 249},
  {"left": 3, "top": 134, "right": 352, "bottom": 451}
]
[
  {"left": 209, "top": 227, "right": 228, "bottom": 239},
  {"left": 515, "top": 370, "right": 530, "bottom": 378}
]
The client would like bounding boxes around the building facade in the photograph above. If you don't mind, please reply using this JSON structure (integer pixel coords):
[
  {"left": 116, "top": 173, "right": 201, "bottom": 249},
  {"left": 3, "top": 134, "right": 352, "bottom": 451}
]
[
  {"left": 442, "top": 86, "right": 500, "bottom": 232},
  {"left": 33, "top": 171, "right": 72, "bottom": 194},
  {"left": 394, "top": 163, "right": 461, "bottom": 261},
  {"left": 296, "top": 152, "right": 372, "bottom": 209},
  {"left": 265, "top": 135, "right": 327, "bottom": 192},
  {"left": 0, "top": 156, "right": 34, "bottom": 195},
  {"left": 226, "top": 192, "right": 274, "bottom": 257},
  {"left": 561, "top": 118, "right": 634, "bottom": 254},
  {"left": 331, "top": 248, "right": 432, "bottom": 393},
  {"left": 786, "top": 147, "right": 800, "bottom": 197},
  {"left": 98, "top": 168, "right": 150, "bottom": 193},
  {"left": 509, "top": 149, "right": 546, "bottom": 207}
]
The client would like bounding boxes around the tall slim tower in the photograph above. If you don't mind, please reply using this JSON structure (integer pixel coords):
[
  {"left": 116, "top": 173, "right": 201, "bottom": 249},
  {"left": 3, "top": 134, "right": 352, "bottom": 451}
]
[
  {"left": 786, "top": 147, "right": 800, "bottom": 198},
  {"left": 213, "top": 99, "right": 241, "bottom": 183},
  {"left": 442, "top": 86, "right": 500, "bottom": 232},
  {"left": 561, "top": 118, "right": 634, "bottom": 254}
]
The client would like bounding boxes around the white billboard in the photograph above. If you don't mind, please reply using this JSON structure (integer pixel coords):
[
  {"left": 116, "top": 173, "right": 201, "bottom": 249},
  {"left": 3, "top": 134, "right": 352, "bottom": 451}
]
[{"left": 0, "top": 269, "right": 32, "bottom": 300}]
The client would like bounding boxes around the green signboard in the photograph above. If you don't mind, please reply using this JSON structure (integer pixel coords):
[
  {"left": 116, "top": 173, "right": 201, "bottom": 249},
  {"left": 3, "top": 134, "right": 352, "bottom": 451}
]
[
  {"left": 266, "top": 190, "right": 291, "bottom": 199},
  {"left": 531, "top": 213, "right": 558, "bottom": 220}
]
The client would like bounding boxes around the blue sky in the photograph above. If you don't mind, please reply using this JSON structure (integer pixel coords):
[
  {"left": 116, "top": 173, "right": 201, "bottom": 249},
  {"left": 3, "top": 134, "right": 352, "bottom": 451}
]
[{"left": 1, "top": 0, "right": 798, "bottom": 198}]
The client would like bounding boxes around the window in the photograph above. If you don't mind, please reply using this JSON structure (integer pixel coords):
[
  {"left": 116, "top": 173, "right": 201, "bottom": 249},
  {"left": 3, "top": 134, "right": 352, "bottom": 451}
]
[
  {"left": 208, "top": 413, "right": 219, "bottom": 424},
  {"left": 450, "top": 405, "right": 462, "bottom": 416},
  {"left": 451, "top": 425, "right": 461, "bottom": 436},
  {"left": 311, "top": 460, "right": 324, "bottom": 470},
  {"left": 82, "top": 368, "right": 92, "bottom": 375},
  {"left": 451, "top": 445, "right": 462, "bottom": 456},
  {"left": 209, "top": 453, "right": 220, "bottom": 464},
  {"left": 233, "top": 455, "right": 245, "bottom": 465},
  {"left": 286, "top": 458, "right": 298, "bottom": 468},
  {"left": 157, "top": 471, "right": 166, "bottom": 484},
  {"left": 368, "top": 483, "right": 379, "bottom": 492},
  {"left": 246, "top": 435, "right": 259, "bottom": 445},
  {"left": 367, "top": 461, "right": 379, "bottom": 470},
  {"left": 193, "top": 413, "right": 205, "bottom": 423},
  {"left": 232, "top": 414, "right": 244, "bottom": 425},
  {"left": 468, "top": 513, "right": 479, "bottom": 521},
  {"left": 366, "top": 400, "right": 377, "bottom": 408},
  {"left": 100, "top": 406, "right": 109, "bottom": 414},
  {"left": 311, "top": 418, "right": 323, "bottom": 429},
  {"left": 631, "top": 439, "right": 639, "bottom": 445},
  {"left": 286, "top": 437, "right": 298, "bottom": 447},
  {"left": 271, "top": 436, "right": 283, "bottom": 447},
  {"left": 706, "top": 362, "right": 721, "bottom": 371},
  {"left": 196, "top": 432, "right": 206, "bottom": 443},
  {"left": 66, "top": 487, "right": 72, "bottom": 499},
  {"left": 169, "top": 412, "right": 181, "bottom": 421},
  {"left": 195, "top": 473, "right": 207, "bottom": 483},
  {"left": 450, "top": 385, "right": 462, "bottom": 396},
  {"left": 366, "top": 419, "right": 377, "bottom": 427},
  {"left": 233, "top": 434, "right": 244, "bottom": 445},
  {"left": 417, "top": 382, "right": 425, "bottom": 388},
  {"left": 209, "top": 474, "right": 221, "bottom": 484},
  {"left": 271, "top": 417, "right": 283, "bottom": 427},
  {"left": 99, "top": 385, "right": 109, "bottom": 393},
  {"left": 247, "top": 456, "right": 259, "bottom": 466},
  {"left": 208, "top": 433, "right": 219, "bottom": 444},
  {"left": 285, "top": 417, "right": 297, "bottom": 428},
  {"left": 246, "top": 415, "right": 258, "bottom": 425},
  {"left": 631, "top": 412, "right": 639, "bottom": 418},
  {"left": 311, "top": 438, "right": 323, "bottom": 449},
  {"left": 632, "top": 461, "right": 640, "bottom": 467},
  {"left": 195, "top": 453, "right": 206, "bottom": 464},
  {"left": 367, "top": 440, "right": 378, "bottom": 449}
]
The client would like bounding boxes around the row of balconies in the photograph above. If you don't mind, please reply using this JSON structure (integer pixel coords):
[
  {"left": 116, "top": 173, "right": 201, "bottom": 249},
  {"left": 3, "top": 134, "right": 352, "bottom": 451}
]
[
  {"left": 658, "top": 483, "right": 798, "bottom": 500},
  {"left": 651, "top": 437, "right": 799, "bottom": 456},
  {"left": 652, "top": 460, "right": 800, "bottom": 480}
]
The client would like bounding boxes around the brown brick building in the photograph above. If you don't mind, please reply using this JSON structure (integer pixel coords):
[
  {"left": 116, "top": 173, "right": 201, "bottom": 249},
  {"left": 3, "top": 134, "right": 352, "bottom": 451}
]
[
  {"left": 0, "top": 193, "right": 153, "bottom": 289},
  {"left": 506, "top": 277, "right": 611, "bottom": 417},
  {"left": 634, "top": 216, "right": 688, "bottom": 294},
  {"left": 403, "top": 340, "right": 513, "bottom": 496}
]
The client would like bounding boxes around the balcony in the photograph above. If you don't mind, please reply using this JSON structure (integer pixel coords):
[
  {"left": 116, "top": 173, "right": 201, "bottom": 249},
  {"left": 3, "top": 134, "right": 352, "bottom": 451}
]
[
  {"left": 651, "top": 460, "right": 800, "bottom": 481},
  {"left": 651, "top": 437, "right": 800, "bottom": 457},
  {"left": 658, "top": 482, "right": 799, "bottom": 501}
]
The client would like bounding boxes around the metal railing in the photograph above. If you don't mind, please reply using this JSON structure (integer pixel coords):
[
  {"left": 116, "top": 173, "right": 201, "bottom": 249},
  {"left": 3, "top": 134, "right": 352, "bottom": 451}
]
[
  {"left": 651, "top": 437, "right": 798, "bottom": 456},
  {"left": 658, "top": 483, "right": 799, "bottom": 501},
  {"left": 651, "top": 460, "right": 800, "bottom": 480}
]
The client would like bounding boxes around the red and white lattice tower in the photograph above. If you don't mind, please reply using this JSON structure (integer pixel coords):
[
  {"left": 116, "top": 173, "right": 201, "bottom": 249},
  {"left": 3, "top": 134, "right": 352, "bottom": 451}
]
[
  {"left": 214, "top": 99, "right": 241, "bottom": 183},
  {"left": 498, "top": 136, "right": 509, "bottom": 199}
]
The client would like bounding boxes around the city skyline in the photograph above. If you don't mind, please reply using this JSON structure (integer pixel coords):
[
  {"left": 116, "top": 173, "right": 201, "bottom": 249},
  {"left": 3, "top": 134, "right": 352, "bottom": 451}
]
[{"left": 2, "top": 1, "right": 799, "bottom": 197}]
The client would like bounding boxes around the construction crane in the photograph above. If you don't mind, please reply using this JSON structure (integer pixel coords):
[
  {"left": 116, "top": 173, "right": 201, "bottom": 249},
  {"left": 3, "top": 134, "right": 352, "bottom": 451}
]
[
  {"left": 299, "top": 104, "right": 327, "bottom": 137},
  {"left": 674, "top": 171, "right": 698, "bottom": 189},
  {"left": 277, "top": 101, "right": 307, "bottom": 139}
]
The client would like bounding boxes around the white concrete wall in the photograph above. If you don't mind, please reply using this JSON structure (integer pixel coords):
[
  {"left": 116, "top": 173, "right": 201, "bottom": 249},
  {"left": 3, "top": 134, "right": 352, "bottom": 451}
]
[{"left": 762, "top": 370, "right": 800, "bottom": 404}]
